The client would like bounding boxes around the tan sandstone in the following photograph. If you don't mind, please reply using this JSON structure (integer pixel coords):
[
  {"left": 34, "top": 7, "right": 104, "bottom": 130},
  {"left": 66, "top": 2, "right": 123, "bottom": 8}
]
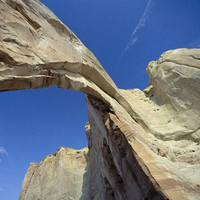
[
  {"left": 0, "top": 0, "right": 199, "bottom": 199},
  {"left": 19, "top": 147, "right": 89, "bottom": 200}
]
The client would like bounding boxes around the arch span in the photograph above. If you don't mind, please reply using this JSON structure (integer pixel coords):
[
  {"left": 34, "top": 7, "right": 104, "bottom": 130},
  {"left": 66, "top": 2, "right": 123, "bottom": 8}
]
[
  {"left": 0, "top": 0, "right": 119, "bottom": 102},
  {"left": 0, "top": 0, "right": 142, "bottom": 131},
  {"left": 0, "top": 0, "right": 139, "bottom": 122}
]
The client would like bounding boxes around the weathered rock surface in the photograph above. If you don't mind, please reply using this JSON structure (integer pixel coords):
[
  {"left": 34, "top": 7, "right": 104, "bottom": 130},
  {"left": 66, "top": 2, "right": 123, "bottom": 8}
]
[
  {"left": 118, "top": 49, "right": 200, "bottom": 199},
  {"left": 147, "top": 48, "right": 200, "bottom": 141},
  {"left": 19, "top": 147, "right": 89, "bottom": 200},
  {"left": 0, "top": 0, "right": 200, "bottom": 200}
]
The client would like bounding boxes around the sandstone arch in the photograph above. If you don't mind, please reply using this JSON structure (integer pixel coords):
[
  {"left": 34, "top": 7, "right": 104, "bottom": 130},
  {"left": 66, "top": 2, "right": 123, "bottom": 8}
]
[
  {"left": 0, "top": 0, "right": 140, "bottom": 128},
  {"left": 0, "top": 0, "right": 118, "bottom": 100},
  {"left": 1, "top": 0, "right": 200, "bottom": 199}
]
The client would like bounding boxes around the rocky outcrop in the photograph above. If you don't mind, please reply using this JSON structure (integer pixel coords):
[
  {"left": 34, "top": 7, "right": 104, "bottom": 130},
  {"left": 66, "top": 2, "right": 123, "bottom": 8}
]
[
  {"left": 85, "top": 85, "right": 200, "bottom": 200},
  {"left": 147, "top": 49, "right": 200, "bottom": 141},
  {"left": 19, "top": 147, "right": 89, "bottom": 200},
  {"left": 0, "top": 0, "right": 200, "bottom": 199},
  {"left": 118, "top": 49, "right": 200, "bottom": 199}
]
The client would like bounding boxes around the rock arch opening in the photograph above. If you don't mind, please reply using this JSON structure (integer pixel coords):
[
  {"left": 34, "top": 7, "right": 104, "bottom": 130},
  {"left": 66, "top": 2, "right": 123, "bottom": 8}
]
[
  {"left": 1, "top": 86, "right": 88, "bottom": 156},
  {"left": 0, "top": 86, "right": 88, "bottom": 199}
]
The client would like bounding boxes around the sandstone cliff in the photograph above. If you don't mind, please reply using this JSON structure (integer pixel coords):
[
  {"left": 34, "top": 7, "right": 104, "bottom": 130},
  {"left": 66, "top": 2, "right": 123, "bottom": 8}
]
[
  {"left": 0, "top": 0, "right": 200, "bottom": 199},
  {"left": 18, "top": 147, "right": 89, "bottom": 200}
]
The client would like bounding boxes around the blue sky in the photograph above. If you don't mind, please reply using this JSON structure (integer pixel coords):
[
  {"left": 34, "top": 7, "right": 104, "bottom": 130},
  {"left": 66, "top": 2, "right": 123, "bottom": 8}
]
[{"left": 0, "top": 0, "right": 200, "bottom": 199}]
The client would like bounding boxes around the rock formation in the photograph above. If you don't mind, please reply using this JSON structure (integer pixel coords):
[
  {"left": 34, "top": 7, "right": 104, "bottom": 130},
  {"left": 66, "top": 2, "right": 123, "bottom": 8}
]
[
  {"left": 0, "top": 0, "right": 199, "bottom": 199},
  {"left": 18, "top": 147, "right": 89, "bottom": 200}
]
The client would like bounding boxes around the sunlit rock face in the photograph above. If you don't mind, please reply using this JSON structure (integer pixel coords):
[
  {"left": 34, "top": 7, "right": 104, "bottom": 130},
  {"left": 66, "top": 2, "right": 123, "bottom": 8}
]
[
  {"left": 146, "top": 48, "right": 200, "bottom": 141},
  {"left": 118, "top": 48, "right": 200, "bottom": 200},
  {"left": 18, "top": 147, "right": 89, "bottom": 200},
  {"left": 0, "top": 0, "right": 200, "bottom": 200}
]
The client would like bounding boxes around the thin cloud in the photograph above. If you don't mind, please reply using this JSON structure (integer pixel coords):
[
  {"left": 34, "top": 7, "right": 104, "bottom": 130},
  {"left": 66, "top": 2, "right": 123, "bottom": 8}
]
[
  {"left": 0, "top": 187, "right": 3, "bottom": 192},
  {"left": 115, "top": 0, "right": 154, "bottom": 70},
  {"left": 0, "top": 147, "right": 9, "bottom": 156},
  {"left": 125, "top": 0, "right": 153, "bottom": 51}
]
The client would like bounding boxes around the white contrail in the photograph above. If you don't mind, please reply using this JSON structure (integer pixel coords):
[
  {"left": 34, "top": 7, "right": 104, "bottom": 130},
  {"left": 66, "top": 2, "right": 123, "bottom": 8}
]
[
  {"left": 0, "top": 147, "right": 8, "bottom": 156},
  {"left": 125, "top": 0, "right": 153, "bottom": 51},
  {"left": 115, "top": 0, "right": 153, "bottom": 70}
]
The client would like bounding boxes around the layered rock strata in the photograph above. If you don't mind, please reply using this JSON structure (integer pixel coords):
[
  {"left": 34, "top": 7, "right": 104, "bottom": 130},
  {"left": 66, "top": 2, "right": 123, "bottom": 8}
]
[
  {"left": 19, "top": 147, "right": 89, "bottom": 200},
  {"left": 0, "top": 0, "right": 199, "bottom": 199}
]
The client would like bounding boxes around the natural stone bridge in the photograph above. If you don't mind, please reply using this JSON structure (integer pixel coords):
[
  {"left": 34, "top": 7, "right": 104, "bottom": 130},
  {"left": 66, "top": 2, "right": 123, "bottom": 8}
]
[{"left": 0, "top": 0, "right": 200, "bottom": 199}]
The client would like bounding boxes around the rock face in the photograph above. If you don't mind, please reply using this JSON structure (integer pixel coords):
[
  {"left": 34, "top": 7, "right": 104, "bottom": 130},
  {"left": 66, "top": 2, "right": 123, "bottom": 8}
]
[
  {"left": 19, "top": 147, "right": 89, "bottom": 200},
  {"left": 147, "top": 49, "right": 200, "bottom": 141},
  {"left": 0, "top": 0, "right": 200, "bottom": 199}
]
